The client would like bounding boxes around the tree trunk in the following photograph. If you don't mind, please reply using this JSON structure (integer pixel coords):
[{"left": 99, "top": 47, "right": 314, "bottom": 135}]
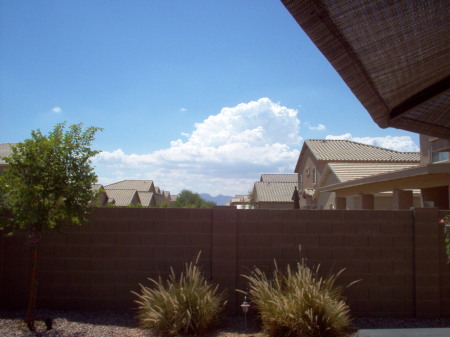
[{"left": 26, "top": 233, "right": 41, "bottom": 331}]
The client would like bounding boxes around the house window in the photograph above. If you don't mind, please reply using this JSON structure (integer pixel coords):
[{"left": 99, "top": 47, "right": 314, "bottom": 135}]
[
  {"left": 431, "top": 151, "right": 449, "bottom": 163},
  {"left": 313, "top": 168, "right": 317, "bottom": 184}
]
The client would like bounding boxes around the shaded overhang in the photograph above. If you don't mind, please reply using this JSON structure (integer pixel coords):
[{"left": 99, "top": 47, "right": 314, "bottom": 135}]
[
  {"left": 281, "top": 0, "right": 450, "bottom": 139},
  {"left": 320, "top": 163, "right": 450, "bottom": 197}
]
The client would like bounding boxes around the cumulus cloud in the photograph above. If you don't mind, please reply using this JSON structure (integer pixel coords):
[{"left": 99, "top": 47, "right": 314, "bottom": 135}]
[
  {"left": 179, "top": 108, "right": 187, "bottom": 112},
  {"left": 94, "top": 98, "right": 302, "bottom": 196},
  {"left": 309, "top": 123, "right": 326, "bottom": 131},
  {"left": 51, "top": 106, "right": 62, "bottom": 113},
  {"left": 325, "top": 133, "right": 419, "bottom": 152}
]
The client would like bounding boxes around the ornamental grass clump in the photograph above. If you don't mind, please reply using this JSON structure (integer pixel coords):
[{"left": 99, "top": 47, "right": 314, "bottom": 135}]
[
  {"left": 242, "top": 259, "right": 356, "bottom": 337},
  {"left": 132, "top": 253, "right": 226, "bottom": 336}
]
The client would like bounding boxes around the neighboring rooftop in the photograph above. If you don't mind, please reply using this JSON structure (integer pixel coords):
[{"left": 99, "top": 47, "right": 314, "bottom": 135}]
[
  {"left": 104, "top": 189, "right": 138, "bottom": 207},
  {"left": 324, "top": 162, "right": 420, "bottom": 184},
  {"left": 305, "top": 140, "right": 420, "bottom": 162},
  {"left": 0, "top": 143, "right": 17, "bottom": 165},
  {"left": 137, "top": 191, "right": 155, "bottom": 207},
  {"left": 260, "top": 174, "right": 297, "bottom": 183},
  {"left": 105, "top": 180, "right": 154, "bottom": 192},
  {"left": 254, "top": 182, "right": 297, "bottom": 203}
]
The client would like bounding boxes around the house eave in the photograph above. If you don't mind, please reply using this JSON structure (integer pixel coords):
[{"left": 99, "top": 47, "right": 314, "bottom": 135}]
[{"left": 319, "top": 163, "right": 450, "bottom": 197}]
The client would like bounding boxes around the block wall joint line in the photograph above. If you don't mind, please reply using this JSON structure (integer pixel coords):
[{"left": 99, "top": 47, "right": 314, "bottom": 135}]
[{"left": 413, "top": 209, "right": 442, "bottom": 318}]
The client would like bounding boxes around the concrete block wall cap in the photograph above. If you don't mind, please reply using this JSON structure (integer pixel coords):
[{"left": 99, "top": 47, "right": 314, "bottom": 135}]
[{"left": 356, "top": 328, "right": 450, "bottom": 337}]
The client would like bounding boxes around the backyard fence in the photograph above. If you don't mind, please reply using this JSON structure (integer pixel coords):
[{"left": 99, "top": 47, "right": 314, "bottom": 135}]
[{"left": 1, "top": 207, "right": 449, "bottom": 318}]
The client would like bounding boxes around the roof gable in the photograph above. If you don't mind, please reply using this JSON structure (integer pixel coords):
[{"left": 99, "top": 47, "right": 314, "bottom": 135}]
[
  {"left": 137, "top": 191, "right": 155, "bottom": 207},
  {"left": 104, "top": 189, "right": 139, "bottom": 207}
]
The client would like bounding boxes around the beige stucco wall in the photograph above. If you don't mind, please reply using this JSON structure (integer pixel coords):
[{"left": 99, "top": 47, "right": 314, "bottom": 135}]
[
  {"left": 347, "top": 194, "right": 422, "bottom": 210},
  {"left": 257, "top": 202, "right": 294, "bottom": 209},
  {"left": 295, "top": 148, "right": 327, "bottom": 209}
]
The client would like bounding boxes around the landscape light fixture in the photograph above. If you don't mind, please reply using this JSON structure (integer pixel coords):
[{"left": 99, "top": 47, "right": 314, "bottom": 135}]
[{"left": 241, "top": 296, "right": 251, "bottom": 329}]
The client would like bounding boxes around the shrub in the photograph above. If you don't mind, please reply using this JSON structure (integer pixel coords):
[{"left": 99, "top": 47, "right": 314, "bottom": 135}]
[
  {"left": 439, "top": 215, "right": 450, "bottom": 262},
  {"left": 132, "top": 253, "right": 226, "bottom": 336},
  {"left": 241, "top": 259, "right": 355, "bottom": 337}
]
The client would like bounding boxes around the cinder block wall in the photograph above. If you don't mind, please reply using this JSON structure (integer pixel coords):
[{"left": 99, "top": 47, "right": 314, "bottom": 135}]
[
  {"left": 0, "top": 208, "right": 214, "bottom": 312},
  {"left": 0, "top": 208, "right": 449, "bottom": 318},
  {"left": 236, "top": 210, "right": 417, "bottom": 317}
]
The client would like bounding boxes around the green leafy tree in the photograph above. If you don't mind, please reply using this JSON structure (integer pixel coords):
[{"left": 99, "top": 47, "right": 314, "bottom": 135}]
[
  {"left": 247, "top": 187, "right": 260, "bottom": 209},
  {"left": 0, "top": 122, "right": 102, "bottom": 331},
  {"left": 173, "top": 189, "right": 216, "bottom": 208}
]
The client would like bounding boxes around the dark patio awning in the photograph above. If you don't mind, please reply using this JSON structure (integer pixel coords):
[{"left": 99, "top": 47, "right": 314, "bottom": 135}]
[{"left": 281, "top": 0, "right": 450, "bottom": 139}]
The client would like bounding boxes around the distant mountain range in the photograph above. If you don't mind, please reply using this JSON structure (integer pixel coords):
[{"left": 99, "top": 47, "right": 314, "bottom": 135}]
[{"left": 200, "top": 193, "right": 233, "bottom": 206}]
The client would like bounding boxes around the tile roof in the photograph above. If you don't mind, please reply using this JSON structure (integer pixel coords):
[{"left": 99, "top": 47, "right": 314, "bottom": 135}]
[
  {"left": 305, "top": 140, "right": 420, "bottom": 162},
  {"left": 91, "top": 184, "right": 104, "bottom": 191},
  {"left": 154, "top": 193, "right": 167, "bottom": 206},
  {"left": 0, "top": 143, "right": 17, "bottom": 165},
  {"left": 105, "top": 180, "right": 154, "bottom": 192},
  {"left": 104, "top": 189, "right": 138, "bottom": 207},
  {"left": 260, "top": 174, "right": 298, "bottom": 183},
  {"left": 254, "top": 182, "right": 297, "bottom": 203},
  {"left": 137, "top": 191, "right": 155, "bottom": 207},
  {"left": 325, "top": 162, "right": 420, "bottom": 183}
]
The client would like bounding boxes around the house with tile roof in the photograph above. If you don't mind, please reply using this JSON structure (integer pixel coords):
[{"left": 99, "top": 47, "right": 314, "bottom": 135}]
[
  {"left": 0, "top": 143, "right": 17, "bottom": 175},
  {"left": 251, "top": 181, "right": 297, "bottom": 209},
  {"left": 103, "top": 180, "right": 174, "bottom": 207},
  {"left": 103, "top": 189, "right": 141, "bottom": 207},
  {"left": 137, "top": 191, "right": 157, "bottom": 207},
  {"left": 104, "top": 180, "right": 159, "bottom": 207},
  {"left": 90, "top": 184, "right": 108, "bottom": 207},
  {"left": 237, "top": 174, "right": 299, "bottom": 209},
  {"left": 105, "top": 180, "right": 156, "bottom": 193},
  {"left": 315, "top": 163, "right": 422, "bottom": 209},
  {"left": 227, "top": 194, "right": 251, "bottom": 208},
  {"left": 319, "top": 135, "right": 450, "bottom": 210},
  {"left": 294, "top": 139, "right": 421, "bottom": 209}
]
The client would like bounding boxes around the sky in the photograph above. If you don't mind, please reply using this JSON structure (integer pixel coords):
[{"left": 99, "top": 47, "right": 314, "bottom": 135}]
[{"left": 0, "top": 1, "right": 420, "bottom": 197}]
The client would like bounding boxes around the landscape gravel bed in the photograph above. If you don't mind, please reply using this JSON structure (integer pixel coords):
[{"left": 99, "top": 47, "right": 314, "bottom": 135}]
[{"left": 1, "top": 309, "right": 449, "bottom": 336}]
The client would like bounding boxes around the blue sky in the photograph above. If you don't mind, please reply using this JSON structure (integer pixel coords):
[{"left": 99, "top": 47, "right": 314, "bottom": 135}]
[{"left": 0, "top": 0, "right": 420, "bottom": 196}]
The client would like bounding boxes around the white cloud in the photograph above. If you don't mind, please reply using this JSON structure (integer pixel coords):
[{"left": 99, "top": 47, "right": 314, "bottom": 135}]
[
  {"left": 51, "top": 106, "right": 62, "bottom": 113},
  {"left": 325, "top": 133, "right": 419, "bottom": 152},
  {"left": 309, "top": 123, "right": 326, "bottom": 131},
  {"left": 94, "top": 98, "right": 302, "bottom": 196},
  {"left": 179, "top": 107, "right": 187, "bottom": 112}
]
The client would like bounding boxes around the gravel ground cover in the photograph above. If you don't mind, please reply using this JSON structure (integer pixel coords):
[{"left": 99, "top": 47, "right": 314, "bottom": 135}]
[{"left": 1, "top": 309, "right": 449, "bottom": 337}]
